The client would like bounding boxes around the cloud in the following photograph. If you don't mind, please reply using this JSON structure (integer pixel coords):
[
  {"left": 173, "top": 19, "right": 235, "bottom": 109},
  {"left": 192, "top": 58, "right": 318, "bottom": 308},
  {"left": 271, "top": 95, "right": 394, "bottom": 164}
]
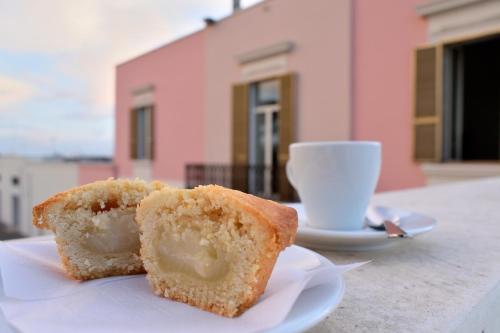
[
  {"left": 0, "top": 75, "right": 36, "bottom": 110},
  {"left": 0, "top": 0, "right": 262, "bottom": 115},
  {"left": 0, "top": 115, "right": 114, "bottom": 157},
  {"left": 0, "top": 0, "right": 262, "bottom": 155}
]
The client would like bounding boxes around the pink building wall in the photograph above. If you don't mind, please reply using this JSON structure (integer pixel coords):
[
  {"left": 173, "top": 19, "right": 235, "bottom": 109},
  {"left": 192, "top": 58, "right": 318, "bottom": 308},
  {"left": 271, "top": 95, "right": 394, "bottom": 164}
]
[
  {"left": 204, "top": 0, "right": 352, "bottom": 163},
  {"left": 352, "top": 0, "right": 427, "bottom": 191},
  {"left": 115, "top": 31, "right": 205, "bottom": 183},
  {"left": 78, "top": 163, "right": 116, "bottom": 185},
  {"left": 113, "top": 0, "right": 428, "bottom": 190}
]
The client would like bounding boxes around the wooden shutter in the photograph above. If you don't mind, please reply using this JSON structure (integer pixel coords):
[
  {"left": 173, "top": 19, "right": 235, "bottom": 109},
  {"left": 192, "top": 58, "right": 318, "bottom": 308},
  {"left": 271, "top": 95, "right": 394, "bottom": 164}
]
[
  {"left": 231, "top": 84, "right": 249, "bottom": 191},
  {"left": 413, "top": 45, "right": 443, "bottom": 162},
  {"left": 278, "top": 73, "right": 296, "bottom": 201},
  {"left": 130, "top": 109, "right": 137, "bottom": 159},
  {"left": 232, "top": 84, "right": 249, "bottom": 164}
]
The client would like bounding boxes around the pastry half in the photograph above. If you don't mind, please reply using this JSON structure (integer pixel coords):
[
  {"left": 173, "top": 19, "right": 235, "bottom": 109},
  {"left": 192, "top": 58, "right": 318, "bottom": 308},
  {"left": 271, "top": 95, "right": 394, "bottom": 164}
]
[
  {"left": 136, "top": 185, "right": 298, "bottom": 317},
  {"left": 33, "top": 178, "right": 165, "bottom": 280}
]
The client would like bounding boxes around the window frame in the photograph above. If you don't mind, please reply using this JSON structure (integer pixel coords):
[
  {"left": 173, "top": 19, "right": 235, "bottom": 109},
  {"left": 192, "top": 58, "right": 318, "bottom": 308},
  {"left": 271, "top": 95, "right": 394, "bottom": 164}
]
[{"left": 130, "top": 105, "right": 154, "bottom": 160}]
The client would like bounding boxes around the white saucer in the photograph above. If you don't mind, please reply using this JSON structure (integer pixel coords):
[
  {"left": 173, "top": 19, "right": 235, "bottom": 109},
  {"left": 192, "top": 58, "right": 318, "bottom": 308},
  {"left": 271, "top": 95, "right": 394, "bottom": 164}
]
[{"left": 286, "top": 204, "right": 436, "bottom": 251}]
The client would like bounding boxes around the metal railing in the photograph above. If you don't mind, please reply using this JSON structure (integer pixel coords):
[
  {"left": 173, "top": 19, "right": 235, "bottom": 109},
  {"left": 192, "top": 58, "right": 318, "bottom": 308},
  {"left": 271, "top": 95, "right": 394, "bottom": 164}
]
[{"left": 185, "top": 164, "right": 297, "bottom": 202}]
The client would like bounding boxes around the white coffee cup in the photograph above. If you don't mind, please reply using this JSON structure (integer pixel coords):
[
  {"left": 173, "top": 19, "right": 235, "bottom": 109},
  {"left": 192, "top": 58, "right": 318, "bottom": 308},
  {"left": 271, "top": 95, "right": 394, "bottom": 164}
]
[{"left": 286, "top": 141, "right": 381, "bottom": 230}]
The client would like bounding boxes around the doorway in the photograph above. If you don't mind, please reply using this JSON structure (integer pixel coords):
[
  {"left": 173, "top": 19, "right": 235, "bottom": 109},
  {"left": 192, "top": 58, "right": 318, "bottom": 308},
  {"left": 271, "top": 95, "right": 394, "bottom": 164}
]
[
  {"left": 249, "top": 80, "right": 280, "bottom": 197},
  {"left": 230, "top": 73, "right": 295, "bottom": 200}
]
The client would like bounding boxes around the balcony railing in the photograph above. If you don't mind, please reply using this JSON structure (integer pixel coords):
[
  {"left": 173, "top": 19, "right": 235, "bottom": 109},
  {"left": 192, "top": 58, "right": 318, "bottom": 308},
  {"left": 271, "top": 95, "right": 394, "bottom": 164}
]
[{"left": 185, "top": 164, "right": 297, "bottom": 202}]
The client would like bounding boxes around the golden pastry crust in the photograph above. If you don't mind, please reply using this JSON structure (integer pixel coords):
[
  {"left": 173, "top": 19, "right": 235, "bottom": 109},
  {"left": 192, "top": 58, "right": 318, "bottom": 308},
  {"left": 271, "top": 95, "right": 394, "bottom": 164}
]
[
  {"left": 211, "top": 186, "right": 297, "bottom": 250},
  {"left": 33, "top": 178, "right": 165, "bottom": 281},
  {"left": 137, "top": 185, "right": 298, "bottom": 317}
]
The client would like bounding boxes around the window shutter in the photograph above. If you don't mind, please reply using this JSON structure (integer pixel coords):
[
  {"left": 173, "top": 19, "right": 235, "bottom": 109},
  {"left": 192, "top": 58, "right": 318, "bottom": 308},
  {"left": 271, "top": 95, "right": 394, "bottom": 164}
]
[
  {"left": 130, "top": 109, "right": 137, "bottom": 159},
  {"left": 232, "top": 84, "right": 249, "bottom": 165},
  {"left": 414, "top": 45, "right": 443, "bottom": 162},
  {"left": 278, "top": 73, "right": 296, "bottom": 201},
  {"left": 231, "top": 84, "right": 249, "bottom": 191}
]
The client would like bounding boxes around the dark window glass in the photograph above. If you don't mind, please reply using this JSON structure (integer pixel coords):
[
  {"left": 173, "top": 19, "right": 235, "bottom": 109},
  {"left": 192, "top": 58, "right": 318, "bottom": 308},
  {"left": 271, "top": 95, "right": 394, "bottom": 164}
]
[
  {"left": 134, "top": 107, "right": 152, "bottom": 160},
  {"left": 448, "top": 36, "right": 500, "bottom": 161},
  {"left": 12, "top": 195, "right": 19, "bottom": 227},
  {"left": 271, "top": 112, "right": 280, "bottom": 193},
  {"left": 256, "top": 80, "right": 279, "bottom": 105}
]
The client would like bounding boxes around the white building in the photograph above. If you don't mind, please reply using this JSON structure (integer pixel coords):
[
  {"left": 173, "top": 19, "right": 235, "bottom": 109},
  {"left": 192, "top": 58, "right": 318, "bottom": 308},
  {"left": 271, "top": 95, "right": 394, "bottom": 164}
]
[{"left": 0, "top": 156, "right": 80, "bottom": 236}]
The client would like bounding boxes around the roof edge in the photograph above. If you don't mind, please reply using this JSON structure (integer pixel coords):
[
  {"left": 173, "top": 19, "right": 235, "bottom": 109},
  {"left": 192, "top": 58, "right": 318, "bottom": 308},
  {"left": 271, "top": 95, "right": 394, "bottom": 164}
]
[
  {"left": 116, "top": 29, "right": 205, "bottom": 68},
  {"left": 416, "top": 0, "right": 488, "bottom": 17}
]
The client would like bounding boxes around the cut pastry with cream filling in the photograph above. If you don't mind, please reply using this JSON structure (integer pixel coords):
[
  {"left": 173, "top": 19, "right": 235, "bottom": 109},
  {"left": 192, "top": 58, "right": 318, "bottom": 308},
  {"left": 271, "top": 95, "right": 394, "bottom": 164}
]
[
  {"left": 136, "top": 185, "right": 298, "bottom": 317},
  {"left": 85, "top": 210, "right": 140, "bottom": 254},
  {"left": 154, "top": 226, "right": 229, "bottom": 281},
  {"left": 33, "top": 178, "right": 165, "bottom": 280}
]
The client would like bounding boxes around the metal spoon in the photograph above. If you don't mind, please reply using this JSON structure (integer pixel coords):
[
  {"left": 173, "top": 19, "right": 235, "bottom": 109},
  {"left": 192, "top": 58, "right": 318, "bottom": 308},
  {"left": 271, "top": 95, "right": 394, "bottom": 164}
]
[
  {"left": 365, "top": 216, "right": 401, "bottom": 231},
  {"left": 365, "top": 218, "right": 387, "bottom": 231},
  {"left": 365, "top": 206, "right": 398, "bottom": 230},
  {"left": 365, "top": 206, "right": 412, "bottom": 238}
]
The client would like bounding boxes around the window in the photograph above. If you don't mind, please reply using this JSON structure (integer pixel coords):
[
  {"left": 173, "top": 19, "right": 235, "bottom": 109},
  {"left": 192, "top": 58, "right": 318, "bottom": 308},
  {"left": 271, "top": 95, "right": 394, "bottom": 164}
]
[
  {"left": 249, "top": 80, "right": 281, "bottom": 197},
  {"left": 250, "top": 80, "right": 281, "bottom": 164},
  {"left": 12, "top": 195, "right": 19, "bottom": 227},
  {"left": 231, "top": 74, "right": 296, "bottom": 201},
  {"left": 414, "top": 34, "right": 500, "bottom": 162},
  {"left": 12, "top": 176, "right": 19, "bottom": 186},
  {"left": 130, "top": 106, "right": 154, "bottom": 160}
]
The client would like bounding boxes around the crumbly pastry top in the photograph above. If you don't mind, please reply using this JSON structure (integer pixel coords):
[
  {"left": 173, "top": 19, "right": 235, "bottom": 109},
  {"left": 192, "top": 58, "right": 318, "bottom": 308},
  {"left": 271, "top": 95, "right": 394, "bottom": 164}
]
[
  {"left": 33, "top": 178, "right": 165, "bottom": 230},
  {"left": 136, "top": 184, "right": 298, "bottom": 251},
  {"left": 200, "top": 185, "right": 297, "bottom": 250}
]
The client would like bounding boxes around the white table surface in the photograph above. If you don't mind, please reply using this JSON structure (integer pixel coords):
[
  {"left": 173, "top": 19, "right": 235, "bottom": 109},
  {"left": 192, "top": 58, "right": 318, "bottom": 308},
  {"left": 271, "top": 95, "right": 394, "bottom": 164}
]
[
  {"left": 1, "top": 178, "right": 500, "bottom": 332},
  {"left": 307, "top": 178, "right": 500, "bottom": 333}
]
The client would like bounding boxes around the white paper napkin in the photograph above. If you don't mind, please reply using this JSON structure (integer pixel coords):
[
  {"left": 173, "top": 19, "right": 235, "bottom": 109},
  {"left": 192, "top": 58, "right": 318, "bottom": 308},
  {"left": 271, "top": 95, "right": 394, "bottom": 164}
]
[
  {"left": 0, "top": 239, "right": 366, "bottom": 333},
  {"left": 0, "top": 240, "right": 135, "bottom": 300}
]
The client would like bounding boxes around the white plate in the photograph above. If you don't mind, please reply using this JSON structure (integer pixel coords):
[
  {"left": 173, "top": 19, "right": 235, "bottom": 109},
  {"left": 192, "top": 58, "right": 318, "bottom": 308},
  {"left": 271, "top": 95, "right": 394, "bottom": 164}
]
[
  {"left": 286, "top": 204, "right": 436, "bottom": 251},
  {"left": 0, "top": 241, "right": 344, "bottom": 333}
]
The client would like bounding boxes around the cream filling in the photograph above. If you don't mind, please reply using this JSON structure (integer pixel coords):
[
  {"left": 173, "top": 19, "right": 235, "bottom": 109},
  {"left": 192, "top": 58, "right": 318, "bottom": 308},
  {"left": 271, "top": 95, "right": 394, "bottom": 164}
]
[
  {"left": 155, "top": 228, "right": 229, "bottom": 280},
  {"left": 85, "top": 210, "right": 140, "bottom": 254}
]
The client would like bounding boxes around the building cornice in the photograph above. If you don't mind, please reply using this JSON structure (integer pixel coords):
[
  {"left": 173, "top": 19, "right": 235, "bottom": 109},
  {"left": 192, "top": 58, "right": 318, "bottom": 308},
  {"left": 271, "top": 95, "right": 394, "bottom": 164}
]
[
  {"left": 416, "top": 0, "right": 490, "bottom": 17},
  {"left": 236, "top": 41, "right": 294, "bottom": 64}
]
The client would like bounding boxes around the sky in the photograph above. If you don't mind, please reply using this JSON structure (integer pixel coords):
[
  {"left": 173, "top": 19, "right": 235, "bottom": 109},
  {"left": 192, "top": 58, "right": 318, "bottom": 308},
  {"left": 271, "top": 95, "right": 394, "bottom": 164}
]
[{"left": 0, "top": 0, "right": 262, "bottom": 158}]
